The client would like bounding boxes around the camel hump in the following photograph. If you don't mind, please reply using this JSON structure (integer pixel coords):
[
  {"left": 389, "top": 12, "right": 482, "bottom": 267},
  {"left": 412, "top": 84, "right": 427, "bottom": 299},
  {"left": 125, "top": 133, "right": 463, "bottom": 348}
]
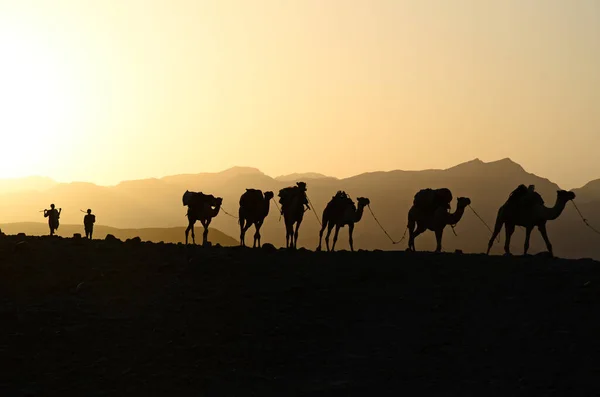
[
  {"left": 240, "top": 189, "right": 264, "bottom": 207},
  {"left": 278, "top": 186, "right": 307, "bottom": 206},
  {"left": 414, "top": 188, "right": 453, "bottom": 211},
  {"left": 327, "top": 190, "right": 354, "bottom": 209},
  {"left": 506, "top": 185, "right": 544, "bottom": 208},
  {"left": 185, "top": 191, "right": 216, "bottom": 208}
]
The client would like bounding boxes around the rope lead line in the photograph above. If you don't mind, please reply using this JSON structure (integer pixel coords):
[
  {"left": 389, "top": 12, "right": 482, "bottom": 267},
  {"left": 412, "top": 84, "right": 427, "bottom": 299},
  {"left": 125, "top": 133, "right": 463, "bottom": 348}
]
[
  {"left": 367, "top": 204, "right": 405, "bottom": 245},
  {"left": 271, "top": 198, "right": 282, "bottom": 222},
  {"left": 220, "top": 206, "right": 238, "bottom": 219},
  {"left": 468, "top": 205, "right": 499, "bottom": 243},
  {"left": 571, "top": 201, "right": 600, "bottom": 236},
  {"left": 307, "top": 196, "right": 322, "bottom": 226}
]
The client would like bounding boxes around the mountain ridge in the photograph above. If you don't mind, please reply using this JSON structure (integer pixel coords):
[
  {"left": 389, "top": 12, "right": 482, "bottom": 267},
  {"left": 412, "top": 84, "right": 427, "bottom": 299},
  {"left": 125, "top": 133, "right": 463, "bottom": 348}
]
[
  {"left": 1, "top": 158, "right": 594, "bottom": 190},
  {"left": 1, "top": 158, "right": 599, "bottom": 259}
]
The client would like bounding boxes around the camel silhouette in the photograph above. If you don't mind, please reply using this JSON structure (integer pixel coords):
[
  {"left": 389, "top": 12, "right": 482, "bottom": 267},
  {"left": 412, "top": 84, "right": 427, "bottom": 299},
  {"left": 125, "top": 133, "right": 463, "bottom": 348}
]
[
  {"left": 316, "top": 192, "right": 370, "bottom": 252},
  {"left": 278, "top": 183, "right": 309, "bottom": 249},
  {"left": 407, "top": 197, "right": 472, "bottom": 252},
  {"left": 487, "top": 189, "right": 576, "bottom": 256},
  {"left": 238, "top": 189, "right": 274, "bottom": 248},
  {"left": 182, "top": 191, "right": 223, "bottom": 245}
]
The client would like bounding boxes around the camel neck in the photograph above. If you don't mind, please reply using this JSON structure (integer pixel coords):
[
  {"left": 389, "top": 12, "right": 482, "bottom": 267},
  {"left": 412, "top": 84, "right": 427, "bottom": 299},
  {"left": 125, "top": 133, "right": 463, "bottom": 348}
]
[
  {"left": 542, "top": 196, "right": 567, "bottom": 221},
  {"left": 447, "top": 205, "right": 466, "bottom": 225},
  {"left": 354, "top": 204, "right": 366, "bottom": 222}
]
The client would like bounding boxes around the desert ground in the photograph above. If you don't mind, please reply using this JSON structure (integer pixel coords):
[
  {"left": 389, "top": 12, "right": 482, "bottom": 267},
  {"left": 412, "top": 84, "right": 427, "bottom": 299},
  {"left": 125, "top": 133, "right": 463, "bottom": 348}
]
[{"left": 1, "top": 234, "right": 600, "bottom": 396}]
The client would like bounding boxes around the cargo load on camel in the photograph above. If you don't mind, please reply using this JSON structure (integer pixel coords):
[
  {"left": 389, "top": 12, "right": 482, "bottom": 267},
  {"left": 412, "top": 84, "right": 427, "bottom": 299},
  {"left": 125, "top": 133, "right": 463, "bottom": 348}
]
[
  {"left": 413, "top": 188, "right": 453, "bottom": 213},
  {"left": 278, "top": 182, "right": 309, "bottom": 209},
  {"left": 505, "top": 184, "right": 544, "bottom": 209},
  {"left": 182, "top": 190, "right": 216, "bottom": 208},
  {"left": 239, "top": 188, "right": 264, "bottom": 211},
  {"left": 325, "top": 191, "right": 355, "bottom": 217}
]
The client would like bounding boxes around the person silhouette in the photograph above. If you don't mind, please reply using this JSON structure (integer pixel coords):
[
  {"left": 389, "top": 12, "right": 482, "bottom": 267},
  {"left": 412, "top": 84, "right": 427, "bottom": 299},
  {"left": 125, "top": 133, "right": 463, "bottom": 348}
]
[
  {"left": 43, "top": 204, "right": 61, "bottom": 236},
  {"left": 295, "top": 182, "right": 311, "bottom": 212},
  {"left": 84, "top": 209, "right": 96, "bottom": 239}
]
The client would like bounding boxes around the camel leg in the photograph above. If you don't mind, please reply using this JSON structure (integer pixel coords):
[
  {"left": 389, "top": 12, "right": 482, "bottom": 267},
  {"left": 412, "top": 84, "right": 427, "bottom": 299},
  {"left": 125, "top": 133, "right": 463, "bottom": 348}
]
[
  {"left": 409, "top": 224, "right": 427, "bottom": 252},
  {"left": 239, "top": 218, "right": 246, "bottom": 246},
  {"left": 434, "top": 228, "right": 444, "bottom": 253},
  {"left": 523, "top": 226, "right": 533, "bottom": 255},
  {"left": 504, "top": 223, "right": 515, "bottom": 255},
  {"left": 331, "top": 225, "right": 341, "bottom": 252},
  {"left": 201, "top": 219, "right": 210, "bottom": 246},
  {"left": 407, "top": 215, "right": 416, "bottom": 251},
  {"left": 317, "top": 221, "right": 327, "bottom": 251},
  {"left": 241, "top": 221, "right": 252, "bottom": 247},
  {"left": 293, "top": 220, "right": 302, "bottom": 249},
  {"left": 487, "top": 216, "right": 504, "bottom": 255},
  {"left": 538, "top": 223, "right": 553, "bottom": 257},
  {"left": 348, "top": 223, "right": 355, "bottom": 252},
  {"left": 185, "top": 218, "right": 196, "bottom": 245},
  {"left": 285, "top": 221, "right": 293, "bottom": 249},
  {"left": 325, "top": 223, "right": 335, "bottom": 252},
  {"left": 254, "top": 220, "right": 263, "bottom": 248}
]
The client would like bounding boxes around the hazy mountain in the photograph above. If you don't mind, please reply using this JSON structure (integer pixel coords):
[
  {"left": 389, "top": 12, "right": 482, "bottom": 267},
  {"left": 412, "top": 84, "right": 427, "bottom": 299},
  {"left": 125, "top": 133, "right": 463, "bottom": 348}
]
[
  {"left": 0, "top": 176, "right": 57, "bottom": 193},
  {"left": 1, "top": 158, "right": 599, "bottom": 259},
  {"left": 0, "top": 222, "right": 237, "bottom": 246},
  {"left": 275, "top": 172, "right": 336, "bottom": 182},
  {"left": 573, "top": 179, "right": 600, "bottom": 203}
]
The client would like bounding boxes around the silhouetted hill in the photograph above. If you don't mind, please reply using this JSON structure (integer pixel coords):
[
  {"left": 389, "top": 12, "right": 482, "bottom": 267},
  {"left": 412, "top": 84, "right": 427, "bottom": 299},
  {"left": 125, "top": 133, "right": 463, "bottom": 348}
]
[
  {"left": 573, "top": 179, "right": 600, "bottom": 203},
  {"left": 275, "top": 172, "right": 336, "bottom": 182},
  {"left": 0, "top": 222, "right": 237, "bottom": 246},
  {"left": 1, "top": 158, "right": 599, "bottom": 258}
]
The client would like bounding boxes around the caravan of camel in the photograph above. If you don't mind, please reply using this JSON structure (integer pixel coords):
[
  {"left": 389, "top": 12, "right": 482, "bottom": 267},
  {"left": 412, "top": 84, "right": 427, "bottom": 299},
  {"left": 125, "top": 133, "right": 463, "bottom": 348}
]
[{"left": 182, "top": 182, "right": 577, "bottom": 257}]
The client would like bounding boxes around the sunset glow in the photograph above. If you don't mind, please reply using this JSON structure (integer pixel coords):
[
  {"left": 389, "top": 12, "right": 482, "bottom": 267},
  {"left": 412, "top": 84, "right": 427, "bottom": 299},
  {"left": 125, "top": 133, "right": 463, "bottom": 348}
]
[{"left": 0, "top": 0, "right": 598, "bottom": 188}]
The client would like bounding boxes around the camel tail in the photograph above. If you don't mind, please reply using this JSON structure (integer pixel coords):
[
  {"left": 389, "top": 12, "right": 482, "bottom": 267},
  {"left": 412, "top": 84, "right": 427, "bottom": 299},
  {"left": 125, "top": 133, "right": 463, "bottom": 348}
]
[
  {"left": 407, "top": 206, "right": 416, "bottom": 231},
  {"left": 320, "top": 209, "right": 329, "bottom": 231},
  {"left": 487, "top": 207, "right": 504, "bottom": 252}
]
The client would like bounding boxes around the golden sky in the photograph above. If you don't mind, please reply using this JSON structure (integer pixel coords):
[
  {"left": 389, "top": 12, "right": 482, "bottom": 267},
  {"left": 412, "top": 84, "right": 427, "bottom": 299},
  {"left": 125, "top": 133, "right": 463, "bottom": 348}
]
[{"left": 0, "top": 0, "right": 598, "bottom": 189}]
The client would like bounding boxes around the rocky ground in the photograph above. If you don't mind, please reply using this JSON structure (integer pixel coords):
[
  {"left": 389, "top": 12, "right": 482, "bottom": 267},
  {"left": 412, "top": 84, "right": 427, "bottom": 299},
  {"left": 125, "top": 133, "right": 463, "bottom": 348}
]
[{"left": 1, "top": 235, "right": 600, "bottom": 396}]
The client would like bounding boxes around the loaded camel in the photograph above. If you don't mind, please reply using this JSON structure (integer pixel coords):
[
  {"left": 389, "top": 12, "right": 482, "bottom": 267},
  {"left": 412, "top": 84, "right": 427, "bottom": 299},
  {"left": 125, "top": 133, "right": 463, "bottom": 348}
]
[
  {"left": 238, "top": 189, "right": 274, "bottom": 248},
  {"left": 486, "top": 185, "right": 575, "bottom": 256},
  {"left": 182, "top": 190, "right": 223, "bottom": 245},
  {"left": 316, "top": 191, "right": 370, "bottom": 252},
  {"left": 407, "top": 188, "right": 471, "bottom": 252},
  {"left": 278, "top": 182, "right": 311, "bottom": 249}
]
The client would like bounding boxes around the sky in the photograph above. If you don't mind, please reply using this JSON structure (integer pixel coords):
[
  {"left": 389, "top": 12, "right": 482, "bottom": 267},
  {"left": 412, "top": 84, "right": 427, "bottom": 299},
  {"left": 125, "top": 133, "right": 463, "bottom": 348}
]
[{"left": 0, "top": 0, "right": 598, "bottom": 189}]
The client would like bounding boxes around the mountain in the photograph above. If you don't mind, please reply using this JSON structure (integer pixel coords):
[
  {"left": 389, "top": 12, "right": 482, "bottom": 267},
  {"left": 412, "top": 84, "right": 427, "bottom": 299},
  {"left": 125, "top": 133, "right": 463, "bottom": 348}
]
[
  {"left": 0, "top": 222, "right": 238, "bottom": 246},
  {"left": 1, "top": 158, "right": 599, "bottom": 259},
  {"left": 275, "top": 172, "right": 336, "bottom": 182},
  {"left": 0, "top": 176, "right": 57, "bottom": 193},
  {"left": 573, "top": 179, "right": 600, "bottom": 203}
]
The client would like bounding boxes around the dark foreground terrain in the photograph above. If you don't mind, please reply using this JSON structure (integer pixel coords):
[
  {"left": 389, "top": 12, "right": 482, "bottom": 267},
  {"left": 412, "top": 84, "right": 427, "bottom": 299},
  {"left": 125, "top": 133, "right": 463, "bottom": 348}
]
[{"left": 1, "top": 235, "right": 600, "bottom": 396}]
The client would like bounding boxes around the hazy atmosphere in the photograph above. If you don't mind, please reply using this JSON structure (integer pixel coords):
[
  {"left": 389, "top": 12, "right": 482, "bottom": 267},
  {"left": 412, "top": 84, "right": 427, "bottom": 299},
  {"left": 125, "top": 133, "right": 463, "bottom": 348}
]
[{"left": 1, "top": 0, "right": 598, "bottom": 188}]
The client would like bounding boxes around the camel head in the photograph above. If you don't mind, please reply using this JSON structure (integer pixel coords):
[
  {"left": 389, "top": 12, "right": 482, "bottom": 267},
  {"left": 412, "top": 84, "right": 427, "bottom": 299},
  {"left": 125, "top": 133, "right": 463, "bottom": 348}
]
[
  {"left": 214, "top": 197, "right": 223, "bottom": 207},
  {"left": 182, "top": 190, "right": 192, "bottom": 206},
  {"left": 356, "top": 197, "right": 370, "bottom": 207},
  {"left": 456, "top": 197, "right": 472, "bottom": 208},
  {"left": 557, "top": 190, "right": 576, "bottom": 202},
  {"left": 264, "top": 191, "right": 274, "bottom": 200}
]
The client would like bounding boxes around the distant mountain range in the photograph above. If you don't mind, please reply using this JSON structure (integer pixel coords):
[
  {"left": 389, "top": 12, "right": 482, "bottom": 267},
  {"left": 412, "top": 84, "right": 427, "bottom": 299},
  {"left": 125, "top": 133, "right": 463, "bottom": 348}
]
[{"left": 1, "top": 158, "right": 599, "bottom": 259}]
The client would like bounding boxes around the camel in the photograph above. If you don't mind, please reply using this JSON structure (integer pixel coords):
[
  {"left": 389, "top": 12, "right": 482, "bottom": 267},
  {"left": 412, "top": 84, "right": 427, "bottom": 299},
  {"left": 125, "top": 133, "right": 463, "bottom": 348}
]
[
  {"left": 407, "top": 197, "right": 472, "bottom": 253},
  {"left": 486, "top": 189, "right": 576, "bottom": 256},
  {"left": 238, "top": 189, "right": 274, "bottom": 248},
  {"left": 279, "top": 184, "right": 309, "bottom": 249},
  {"left": 183, "top": 191, "right": 223, "bottom": 245},
  {"left": 316, "top": 193, "right": 370, "bottom": 252}
]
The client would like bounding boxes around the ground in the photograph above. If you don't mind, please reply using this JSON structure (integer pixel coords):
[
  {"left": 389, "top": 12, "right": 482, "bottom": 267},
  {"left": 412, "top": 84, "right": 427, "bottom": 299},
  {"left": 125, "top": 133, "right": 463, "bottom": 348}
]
[{"left": 1, "top": 235, "right": 600, "bottom": 396}]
